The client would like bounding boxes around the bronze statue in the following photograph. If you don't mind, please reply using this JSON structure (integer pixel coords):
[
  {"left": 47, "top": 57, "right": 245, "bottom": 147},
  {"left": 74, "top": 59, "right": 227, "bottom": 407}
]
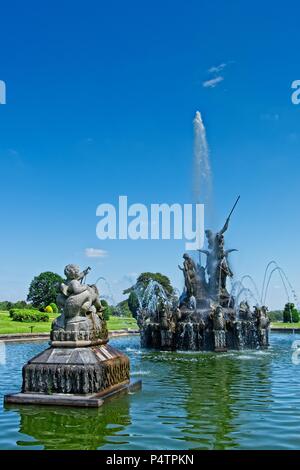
[
  {"left": 199, "top": 197, "right": 239, "bottom": 303},
  {"left": 178, "top": 253, "right": 198, "bottom": 299}
]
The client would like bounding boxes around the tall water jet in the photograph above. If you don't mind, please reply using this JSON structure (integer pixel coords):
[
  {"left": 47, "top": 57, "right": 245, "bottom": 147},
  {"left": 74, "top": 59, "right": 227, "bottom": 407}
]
[{"left": 193, "top": 111, "right": 213, "bottom": 218}]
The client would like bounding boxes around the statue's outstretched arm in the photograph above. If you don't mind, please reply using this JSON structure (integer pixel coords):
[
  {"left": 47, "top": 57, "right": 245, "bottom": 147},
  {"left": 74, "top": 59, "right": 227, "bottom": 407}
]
[
  {"left": 178, "top": 265, "right": 184, "bottom": 271},
  {"left": 78, "top": 266, "right": 91, "bottom": 281},
  {"left": 225, "top": 249, "right": 238, "bottom": 256},
  {"left": 198, "top": 249, "right": 209, "bottom": 256}
]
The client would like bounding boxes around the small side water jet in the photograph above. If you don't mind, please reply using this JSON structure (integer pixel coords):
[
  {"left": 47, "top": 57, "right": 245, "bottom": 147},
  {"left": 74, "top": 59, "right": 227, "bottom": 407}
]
[
  {"left": 137, "top": 198, "right": 270, "bottom": 352},
  {"left": 95, "top": 276, "right": 116, "bottom": 305},
  {"left": 261, "top": 261, "right": 298, "bottom": 307}
]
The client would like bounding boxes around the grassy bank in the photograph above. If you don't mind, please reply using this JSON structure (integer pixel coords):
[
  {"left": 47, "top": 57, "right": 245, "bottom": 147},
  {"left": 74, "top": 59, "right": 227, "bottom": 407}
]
[
  {"left": 0, "top": 310, "right": 137, "bottom": 335},
  {"left": 271, "top": 322, "right": 300, "bottom": 329},
  {"left": 2, "top": 309, "right": 299, "bottom": 335}
]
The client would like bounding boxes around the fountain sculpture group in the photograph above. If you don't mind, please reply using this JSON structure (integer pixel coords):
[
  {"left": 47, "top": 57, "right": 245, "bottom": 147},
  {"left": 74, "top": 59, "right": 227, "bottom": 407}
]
[
  {"left": 138, "top": 201, "right": 270, "bottom": 352},
  {"left": 5, "top": 200, "right": 270, "bottom": 409},
  {"left": 5, "top": 265, "right": 140, "bottom": 407}
]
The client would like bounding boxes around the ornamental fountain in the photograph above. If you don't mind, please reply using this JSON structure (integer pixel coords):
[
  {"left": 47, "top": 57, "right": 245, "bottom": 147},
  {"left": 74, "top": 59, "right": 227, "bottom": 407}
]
[
  {"left": 136, "top": 198, "right": 270, "bottom": 352},
  {"left": 5, "top": 264, "right": 141, "bottom": 407}
]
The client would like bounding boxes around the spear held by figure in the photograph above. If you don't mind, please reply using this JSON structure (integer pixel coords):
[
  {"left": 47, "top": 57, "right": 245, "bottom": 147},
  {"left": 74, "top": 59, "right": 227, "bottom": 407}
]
[
  {"left": 198, "top": 195, "right": 240, "bottom": 267},
  {"left": 219, "top": 195, "right": 240, "bottom": 235}
]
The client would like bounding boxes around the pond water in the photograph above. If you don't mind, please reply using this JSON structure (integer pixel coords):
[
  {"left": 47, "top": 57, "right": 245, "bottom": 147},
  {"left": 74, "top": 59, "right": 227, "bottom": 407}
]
[{"left": 0, "top": 333, "right": 300, "bottom": 450}]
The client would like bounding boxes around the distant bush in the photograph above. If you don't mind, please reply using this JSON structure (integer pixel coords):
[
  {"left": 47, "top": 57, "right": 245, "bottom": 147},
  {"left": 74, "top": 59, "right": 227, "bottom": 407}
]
[
  {"left": 9, "top": 308, "right": 49, "bottom": 322},
  {"left": 292, "top": 310, "right": 300, "bottom": 323},
  {"left": 112, "top": 300, "right": 132, "bottom": 317},
  {"left": 283, "top": 303, "right": 299, "bottom": 323},
  {"left": 100, "top": 299, "right": 112, "bottom": 321},
  {"left": 49, "top": 302, "right": 58, "bottom": 313},
  {"left": 44, "top": 305, "right": 53, "bottom": 313},
  {"left": 268, "top": 310, "right": 283, "bottom": 322},
  {"left": 0, "top": 300, "right": 32, "bottom": 311}
]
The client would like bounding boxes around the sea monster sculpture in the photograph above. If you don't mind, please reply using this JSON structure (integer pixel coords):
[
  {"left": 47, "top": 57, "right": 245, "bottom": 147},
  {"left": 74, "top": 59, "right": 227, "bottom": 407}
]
[{"left": 54, "top": 264, "right": 104, "bottom": 330}]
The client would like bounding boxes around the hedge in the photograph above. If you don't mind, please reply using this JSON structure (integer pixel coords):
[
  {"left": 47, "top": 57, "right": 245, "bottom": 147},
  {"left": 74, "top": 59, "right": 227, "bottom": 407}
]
[{"left": 9, "top": 308, "right": 49, "bottom": 323}]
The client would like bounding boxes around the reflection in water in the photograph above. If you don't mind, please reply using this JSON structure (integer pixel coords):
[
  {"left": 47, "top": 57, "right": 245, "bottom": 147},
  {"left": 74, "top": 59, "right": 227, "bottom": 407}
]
[
  {"left": 140, "top": 349, "right": 272, "bottom": 449},
  {"left": 1, "top": 335, "right": 300, "bottom": 449},
  {"left": 8, "top": 397, "right": 131, "bottom": 450},
  {"left": 181, "top": 353, "right": 271, "bottom": 449}
]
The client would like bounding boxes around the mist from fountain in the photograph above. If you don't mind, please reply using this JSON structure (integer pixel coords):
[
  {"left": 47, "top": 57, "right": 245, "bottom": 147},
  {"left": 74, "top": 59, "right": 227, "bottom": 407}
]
[
  {"left": 228, "top": 280, "right": 259, "bottom": 309},
  {"left": 235, "top": 287, "right": 259, "bottom": 307},
  {"left": 95, "top": 276, "right": 116, "bottom": 305},
  {"left": 193, "top": 111, "right": 213, "bottom": 220},
  {"left": 133, "top": 279, "right": 175, "bottom": 324},
  {"left": 239, "top": 275, "right": 261, "bottom": 303}
]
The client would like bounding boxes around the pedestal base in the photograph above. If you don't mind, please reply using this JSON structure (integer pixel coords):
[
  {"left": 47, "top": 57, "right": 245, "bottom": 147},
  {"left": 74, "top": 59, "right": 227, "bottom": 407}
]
[
  {"left": 21, "top": 343, "right": 130, "bottom": 395},
  {"left": 4, "top": 380, "right": 142, "bottom": 408}
]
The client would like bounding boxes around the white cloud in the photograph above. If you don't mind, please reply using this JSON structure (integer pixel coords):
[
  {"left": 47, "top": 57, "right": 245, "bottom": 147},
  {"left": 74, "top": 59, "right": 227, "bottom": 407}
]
[
  {"left": 202, "top": 76, "right": 224, "bottom": 88},
  {"left": 260, "top": 113, "right": 280, "bottom": 121},
  {"left": 85, "top": 248, "right": 108, "bottom": 258},
  {"left": 208, "top": 63, "right": 227, "bottom": 74}
]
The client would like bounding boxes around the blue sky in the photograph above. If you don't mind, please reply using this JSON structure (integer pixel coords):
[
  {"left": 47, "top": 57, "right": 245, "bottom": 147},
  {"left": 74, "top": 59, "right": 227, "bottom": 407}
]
[{"left": 0, "top": 0, "right": 300, "bottom": 308}]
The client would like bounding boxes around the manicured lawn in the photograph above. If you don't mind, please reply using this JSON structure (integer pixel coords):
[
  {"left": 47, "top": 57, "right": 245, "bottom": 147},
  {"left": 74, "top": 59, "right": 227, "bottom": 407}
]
[
  {"left": 107, "top": 316, "right": 138, "bottom": 331},
  {"left": 0, "top": 310, "right": 137, "bottom": 335},
  {"left": 0, "top": 310, "right": 57, "bottom": 334},
  {"left": 271, "top": 321, "right": 300, "bottom": 329}
]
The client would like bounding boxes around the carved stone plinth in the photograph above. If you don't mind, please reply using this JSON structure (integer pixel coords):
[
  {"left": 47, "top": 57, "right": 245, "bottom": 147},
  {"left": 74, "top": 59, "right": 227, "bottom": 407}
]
[{"left": 21, "top": 344, "right": 130, "bottom": 394}]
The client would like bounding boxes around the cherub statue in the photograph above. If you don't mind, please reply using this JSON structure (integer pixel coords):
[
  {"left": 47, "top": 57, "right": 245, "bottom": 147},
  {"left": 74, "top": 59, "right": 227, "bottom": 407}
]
[{"left": 55, "top": 264, "right": 103, "bottom": 327}]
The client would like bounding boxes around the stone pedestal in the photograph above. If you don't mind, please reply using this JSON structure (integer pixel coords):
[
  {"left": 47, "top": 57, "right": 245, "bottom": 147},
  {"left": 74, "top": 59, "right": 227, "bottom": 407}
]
[
  {"left": 22, "top": 342, "right": 130, "bottom": 394},
  {"left": 5, "top": 342, "right": 141, "bottom": 407}
]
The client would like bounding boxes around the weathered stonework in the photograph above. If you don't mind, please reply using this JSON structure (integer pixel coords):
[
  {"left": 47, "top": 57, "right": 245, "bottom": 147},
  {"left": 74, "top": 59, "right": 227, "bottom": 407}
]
[{"left": 22, "top": 344, "right": 130, "bottom": 394}]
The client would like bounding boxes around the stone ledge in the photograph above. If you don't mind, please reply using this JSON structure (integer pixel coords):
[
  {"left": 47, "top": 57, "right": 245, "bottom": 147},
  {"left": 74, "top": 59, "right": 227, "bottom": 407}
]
[
  {"left": 0, "top": 330, "right": 140, "bottom": 342},
  {"left": 4, "top": 380, "right": 142, "bottom": 408},
  {"left": 50, "top": 338, "right": 108, "bottom": 348}
]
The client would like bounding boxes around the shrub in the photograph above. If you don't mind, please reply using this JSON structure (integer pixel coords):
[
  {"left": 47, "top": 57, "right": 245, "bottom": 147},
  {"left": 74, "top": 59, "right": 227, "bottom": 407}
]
[
  {"left": 9, "top": 308, "right": 49, "bottom": 322},
  {"left": 112, "top": 300, "right": 132, "bottom": 317},
  {"left": 49, "top": 302, "right": 58, "bottom": 313},
  {"left": 0, "top": 300, "right": 32, "bottom": 311},
  {"left": 100, "top": 299, "right": 112, "bottom": 321},
  {"left": 283, "top": 303, "right": 299, "bottom": 323},
  {"left": 292, "top": 310, "right": 300, "bottom": 323},
  {"left": 268, "top": 310, "right": 283, "bottom": 322},
  {"left": 103, "top": 309, "right": 110, "bottom": 321},
  {"left": 44, "top": 305, "right": 53, "bottom": 313}
]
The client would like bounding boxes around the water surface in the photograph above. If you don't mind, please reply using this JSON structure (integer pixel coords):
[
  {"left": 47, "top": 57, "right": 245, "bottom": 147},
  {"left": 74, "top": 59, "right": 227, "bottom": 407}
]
[{"left": 0, "top": 333, "right": 299, "bottom": 450}]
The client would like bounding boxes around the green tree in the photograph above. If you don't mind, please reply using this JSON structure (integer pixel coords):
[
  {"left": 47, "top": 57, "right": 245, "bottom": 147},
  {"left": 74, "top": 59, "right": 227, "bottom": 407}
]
[
  {"left": 268, "top": 310, "right": 283, "bottom": 322},
  {"left": 100, "top": 299, "right": 113, "bottom": 320},
  {"left": 127, "top": 291, "right": 140, "bottom": 318},
  {"left": 113, "top": 299, "right": 132, "bottom": 317},
  {"left": 27, "top": 272, "right": 64, "bottom": 308},
  {"left": 283, "top": 303, "right": 299, "bottom": 323},
  {"left": 0, "top": 301, "right": 13, "bottom": 311}
]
